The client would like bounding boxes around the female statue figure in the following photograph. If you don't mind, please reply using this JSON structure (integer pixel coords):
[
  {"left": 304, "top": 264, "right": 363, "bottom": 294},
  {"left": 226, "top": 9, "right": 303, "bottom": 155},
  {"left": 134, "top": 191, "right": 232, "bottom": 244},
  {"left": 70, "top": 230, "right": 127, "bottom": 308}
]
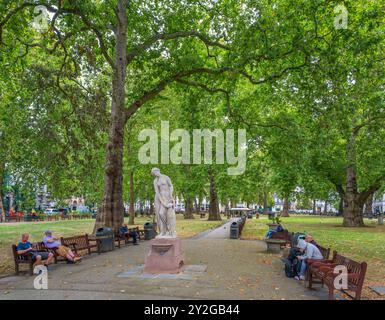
[{"left": 151, "top": 168, "right": 177, "bottom": 238}]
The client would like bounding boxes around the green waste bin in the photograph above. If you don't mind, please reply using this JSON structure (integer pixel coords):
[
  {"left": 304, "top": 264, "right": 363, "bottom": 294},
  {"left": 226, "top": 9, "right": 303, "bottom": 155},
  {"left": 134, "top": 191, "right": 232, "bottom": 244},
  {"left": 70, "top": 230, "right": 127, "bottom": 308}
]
[
  {"left": 144, "top": 222, "right": 156, "bottom": 240},
  {"left": 230, "top": 221, "right": 239, "bottom": 239},
  {"left": 95, "top": 227, "right": 114, "bottom": 252}
]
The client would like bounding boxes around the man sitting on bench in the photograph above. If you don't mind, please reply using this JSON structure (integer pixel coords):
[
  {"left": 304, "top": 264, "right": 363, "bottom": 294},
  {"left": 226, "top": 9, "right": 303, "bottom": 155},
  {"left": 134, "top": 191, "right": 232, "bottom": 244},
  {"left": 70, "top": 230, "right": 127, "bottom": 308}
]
[
  {"left": 294, "top": 239, "right": 323, "bottom": 281},
  {"left": 17, "top": 233, "right": 55, "bottom": 268},
  {"left": 304, "top": 234, "right": 317, "bottom": 246},
  {"left": 119, "top": 224, "right": 139, "bottom": 245},
  {"left": 43, "top": 230, "right": 82, "bottom": 263}
]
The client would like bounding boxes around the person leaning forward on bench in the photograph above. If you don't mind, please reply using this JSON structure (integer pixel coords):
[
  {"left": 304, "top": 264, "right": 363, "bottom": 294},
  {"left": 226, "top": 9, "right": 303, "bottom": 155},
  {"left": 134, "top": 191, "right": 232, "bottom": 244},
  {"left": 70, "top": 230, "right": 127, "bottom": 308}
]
[
  {"left": 294, "top": 239, "right": 323, "bottom": 281},
  {"left": 119, "top": 224, "right": 139, "bottom": 245},
  {"left": 43, "top": 230, "right": 82, "bottom": 263},
  {"left": 17, "top": 233, "right": 55, "bottom": 268}
]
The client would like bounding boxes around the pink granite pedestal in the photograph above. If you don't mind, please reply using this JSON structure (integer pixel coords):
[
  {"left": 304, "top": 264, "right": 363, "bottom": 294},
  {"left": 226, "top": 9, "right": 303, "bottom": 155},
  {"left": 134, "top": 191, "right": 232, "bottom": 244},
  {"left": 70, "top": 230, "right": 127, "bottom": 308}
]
[{"left": 143, "top": 237, "right": 185, "bottom": 274}]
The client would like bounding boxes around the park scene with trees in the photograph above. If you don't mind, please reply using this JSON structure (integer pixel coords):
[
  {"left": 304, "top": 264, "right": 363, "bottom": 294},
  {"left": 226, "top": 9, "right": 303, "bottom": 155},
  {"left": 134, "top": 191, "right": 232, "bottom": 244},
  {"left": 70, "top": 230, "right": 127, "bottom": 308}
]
[{"left": 0, "top": 0, "right": 384, "bottom": 301}]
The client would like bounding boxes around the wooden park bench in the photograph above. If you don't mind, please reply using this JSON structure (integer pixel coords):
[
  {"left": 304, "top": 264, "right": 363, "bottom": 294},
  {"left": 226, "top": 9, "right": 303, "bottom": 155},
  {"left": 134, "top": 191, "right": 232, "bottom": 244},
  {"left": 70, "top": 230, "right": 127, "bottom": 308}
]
[
  {"left": 271, "top": 229, "right": 292, "bottom": 245},
  {"left": 5, "top": 216, "right": 21, "bottom": 223},
  {"left": 35, "top": 242, "right": 70, "bottom": 264},
  {"left": 114, "top": 227, "right": 145, "bottom": 248},
  {"left": 47, "top": 215, "right": 59, "bottom": 222},
  {"left": 60, "top": 234, "right": 100, "bottom": 255},
  {"left": 308, "top": 251, "right": 367, "bottom": 300},
  {"left": 12, "top": 243, "right": 50, "bottom": 275}
]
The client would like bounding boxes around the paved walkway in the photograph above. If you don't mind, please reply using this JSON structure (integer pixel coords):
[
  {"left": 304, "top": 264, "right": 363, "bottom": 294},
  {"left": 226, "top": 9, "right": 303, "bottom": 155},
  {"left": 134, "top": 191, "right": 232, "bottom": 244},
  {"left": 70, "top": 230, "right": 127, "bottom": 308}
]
[
  {"left": 194, "top": 218, "right": 237, "bottom": 239},
  {"left": 0, "top": 222, "right": 329, "bottom": 300}
]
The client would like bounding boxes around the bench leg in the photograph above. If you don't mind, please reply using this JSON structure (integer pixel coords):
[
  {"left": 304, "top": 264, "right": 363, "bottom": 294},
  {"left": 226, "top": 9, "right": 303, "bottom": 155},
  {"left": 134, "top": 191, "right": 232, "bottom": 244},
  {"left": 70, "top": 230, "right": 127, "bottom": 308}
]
[
  {"left": 29, "top": 262, "right": 34, "bottom": 276},
  {"left": 328, "top": 286, "right": 334, "bottom": 300},
  {"left": 308, "top": 271, "right": 313, "bottom": 289},
  {"left": 15, "top": 263, "right": 19, "bottom": 276}
]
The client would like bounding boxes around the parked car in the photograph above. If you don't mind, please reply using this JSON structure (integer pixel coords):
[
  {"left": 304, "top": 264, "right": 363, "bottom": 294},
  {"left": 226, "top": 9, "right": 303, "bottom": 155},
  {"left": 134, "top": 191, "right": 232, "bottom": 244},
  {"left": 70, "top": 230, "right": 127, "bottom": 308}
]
[
  {"left": 44, "top": 208, "right": 60, "bottom": 215},
  {"left": 77, "top": 205, "right": 91, "bottom": 214}
]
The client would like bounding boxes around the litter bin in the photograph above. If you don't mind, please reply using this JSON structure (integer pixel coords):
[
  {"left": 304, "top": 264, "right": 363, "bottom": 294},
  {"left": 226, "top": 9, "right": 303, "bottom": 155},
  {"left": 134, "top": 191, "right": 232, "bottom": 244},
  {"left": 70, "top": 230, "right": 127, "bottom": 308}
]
[
  {"left": 95, "top": 227, "right": 114, "bottom": 252},
  {"left": 378, "top": 214, "right": 384, "bottom": 225},
  {"left": 230, "top": 221, "right": 239, "bottom": 239},
  {"left": 144, "top": 222, "right": 156, "bottom": 240}
]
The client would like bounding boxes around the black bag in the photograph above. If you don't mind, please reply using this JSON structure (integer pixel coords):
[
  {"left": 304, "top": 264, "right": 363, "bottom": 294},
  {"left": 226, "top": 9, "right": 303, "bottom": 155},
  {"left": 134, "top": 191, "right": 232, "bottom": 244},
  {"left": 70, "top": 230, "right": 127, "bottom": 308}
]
[
  {"left": 284, "top": 258, "right": 297, "bottom": 278},
  {"left": 284, "top": 257, "right": 303, "bottom": 278},
  {"left": 287, "top": 247, "right": 301, "bottom": 262}
]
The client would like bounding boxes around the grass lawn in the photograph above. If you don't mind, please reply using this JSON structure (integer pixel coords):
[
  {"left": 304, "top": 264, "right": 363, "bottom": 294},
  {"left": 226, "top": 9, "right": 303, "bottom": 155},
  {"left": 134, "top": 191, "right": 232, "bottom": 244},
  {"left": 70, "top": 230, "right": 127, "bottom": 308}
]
[
  {"left": 242, "top": 214, "right": 385, "bottom": 297},
  {"left": 0, "top": 214, "right": 224, "bottom": 276}
]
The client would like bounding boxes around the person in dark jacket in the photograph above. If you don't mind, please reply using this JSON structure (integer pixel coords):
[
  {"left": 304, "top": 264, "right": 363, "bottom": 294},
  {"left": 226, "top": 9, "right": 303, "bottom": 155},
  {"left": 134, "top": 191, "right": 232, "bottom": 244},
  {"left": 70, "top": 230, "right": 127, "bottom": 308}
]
[{"left": 119, "top": 224, "right": 139, "bottom": 245}]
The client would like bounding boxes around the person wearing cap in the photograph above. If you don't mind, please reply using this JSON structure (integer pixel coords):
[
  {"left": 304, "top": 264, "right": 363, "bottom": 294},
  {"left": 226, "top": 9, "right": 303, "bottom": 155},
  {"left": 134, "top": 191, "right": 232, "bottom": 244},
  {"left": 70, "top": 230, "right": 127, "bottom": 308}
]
[
  {"left": 304, "top": 234, "right": 317, "bottom": 246},
  {"left": 294, "top": 239, "right": 323, "bottom": 280},
  {"left": 42, "top": 230, "right": 82, "bottom": 263}
]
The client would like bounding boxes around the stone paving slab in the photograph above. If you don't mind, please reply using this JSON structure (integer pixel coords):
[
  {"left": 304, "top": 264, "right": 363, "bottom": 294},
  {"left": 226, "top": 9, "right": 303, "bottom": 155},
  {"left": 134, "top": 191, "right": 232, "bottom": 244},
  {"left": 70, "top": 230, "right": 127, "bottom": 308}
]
[
  {"left": 117, "top": 264, "right": 207, "bottom": 280},
  {"left": 369, "top": 286, "right": 385, "bottom": 296}
]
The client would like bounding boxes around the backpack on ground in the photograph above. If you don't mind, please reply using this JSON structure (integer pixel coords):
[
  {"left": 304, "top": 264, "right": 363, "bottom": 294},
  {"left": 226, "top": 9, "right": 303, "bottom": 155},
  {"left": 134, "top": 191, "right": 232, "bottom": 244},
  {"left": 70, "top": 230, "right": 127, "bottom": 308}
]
[
  {"left": 284, "top": 258, "right": 303, "bottom": 278},
  {"left": 284, "top": 258, "right": 297, "bottom": 278}
]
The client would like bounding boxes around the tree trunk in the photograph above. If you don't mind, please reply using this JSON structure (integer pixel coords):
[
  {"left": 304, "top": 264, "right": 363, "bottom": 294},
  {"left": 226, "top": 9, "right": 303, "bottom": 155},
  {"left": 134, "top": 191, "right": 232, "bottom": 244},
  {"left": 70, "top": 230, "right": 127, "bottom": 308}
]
[
  {"left": 338, "top": 193, "right": 344, "bottom": 216},
  {"left": 128, "top": 171, "right": 135, "bottom": 225},
  {"left": 282, "top": 197, "right": 290, "bottom": 217},
  {"left": 208, "top": 171, "right": 221, "bottom": 221},
  {"left": 194, "top": 197, "right": 200, "bottom": 214},
  {"left": 324, "top": 200, "right": 328, "bottom": 215},
  {"left": 263, "top": 192, "right": 268, "bottom": 214},
  {"left": 94, "top": 1, "right": 128, "bottom": 233},
  {"left": 312, "top": 199, "right": 316, "bottom": 215},
  {"left": 0, "top": 165, "right": 4, "bottom": 223},
  {"left": 343, "top": 165, "right": 364, "bottom": 227},
  {"left": 364, "top": 193, "right": 373, "bottom": 217},
  {"left": 184, "top": 197, "right": 195, "bottom": 219}
]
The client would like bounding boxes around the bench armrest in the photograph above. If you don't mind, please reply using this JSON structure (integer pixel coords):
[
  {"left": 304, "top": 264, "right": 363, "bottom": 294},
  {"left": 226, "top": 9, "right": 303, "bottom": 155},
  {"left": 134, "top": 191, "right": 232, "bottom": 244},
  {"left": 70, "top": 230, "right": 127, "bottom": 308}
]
[{"left": 18, "top": 251, "right": 34, "bottom": 260}]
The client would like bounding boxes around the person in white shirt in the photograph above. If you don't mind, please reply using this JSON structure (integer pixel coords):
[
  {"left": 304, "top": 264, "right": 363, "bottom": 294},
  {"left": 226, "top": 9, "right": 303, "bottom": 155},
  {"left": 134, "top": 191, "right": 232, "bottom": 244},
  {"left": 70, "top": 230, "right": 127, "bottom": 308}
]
[{"left": 295, "top": 239, "right": 323, "bottom": 280}]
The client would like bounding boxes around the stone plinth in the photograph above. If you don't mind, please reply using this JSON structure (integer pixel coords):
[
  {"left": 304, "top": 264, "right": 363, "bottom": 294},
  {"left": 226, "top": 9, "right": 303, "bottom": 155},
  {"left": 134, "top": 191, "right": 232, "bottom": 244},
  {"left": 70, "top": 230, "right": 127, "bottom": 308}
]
[{"left": 143, "top": 237, "right": 184, "bottom": 274}]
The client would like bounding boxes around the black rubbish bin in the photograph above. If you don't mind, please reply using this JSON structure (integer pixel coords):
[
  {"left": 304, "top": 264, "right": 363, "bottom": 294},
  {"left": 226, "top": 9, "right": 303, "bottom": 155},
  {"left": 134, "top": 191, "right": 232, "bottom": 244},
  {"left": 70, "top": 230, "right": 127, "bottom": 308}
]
[
  {"left": 144, "top": 222, "right": 156, "bottom": 240},
  {"left": 95, "top": 227, "right": 114, "bottom": 252},
  {"left": 230, "top": 221, "right": 239, "bottom": 239}
]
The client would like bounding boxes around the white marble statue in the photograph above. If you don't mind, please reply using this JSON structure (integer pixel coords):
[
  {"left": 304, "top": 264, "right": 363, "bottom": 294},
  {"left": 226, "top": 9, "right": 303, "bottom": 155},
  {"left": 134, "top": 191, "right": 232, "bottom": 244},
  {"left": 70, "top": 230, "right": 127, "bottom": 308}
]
[{"left": 151, "top": 168, "right": 177, "bottom": 238}]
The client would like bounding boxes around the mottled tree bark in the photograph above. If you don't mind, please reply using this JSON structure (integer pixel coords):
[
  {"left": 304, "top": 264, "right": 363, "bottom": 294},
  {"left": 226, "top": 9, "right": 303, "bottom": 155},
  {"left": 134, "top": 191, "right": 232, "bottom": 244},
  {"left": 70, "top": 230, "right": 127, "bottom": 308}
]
[
  {"left": 0, "top": 164, "right": 4, "bottom": 223},
  {"left": 323, "top": 200, "right": 328, "bottom": 215},
  {"left": 263, "top": 192, "right": 268, "bottom": 214},
  {"left": 343, "top": 165, "right": 365, "bottom": 226},
  {"left": 208, "top": 170, "right": 221, "bottom": 221},
  {"left": 364, "top": 193, "right": 373, "bottom": 216},
  {"left": 184, "top": 197, "right": 195, "bottom": 219},
  {"left": 94, "top": 0, "right": 128, "bottom": 233},
  {"left": 281, "top": 197, "right": 290, "bottom": 217},
  {"left": 194, "top": 197, "right": 200, "bottom": 214},
  {"left": 128, "top": 171, "right": 135, "bottom": 225}
]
